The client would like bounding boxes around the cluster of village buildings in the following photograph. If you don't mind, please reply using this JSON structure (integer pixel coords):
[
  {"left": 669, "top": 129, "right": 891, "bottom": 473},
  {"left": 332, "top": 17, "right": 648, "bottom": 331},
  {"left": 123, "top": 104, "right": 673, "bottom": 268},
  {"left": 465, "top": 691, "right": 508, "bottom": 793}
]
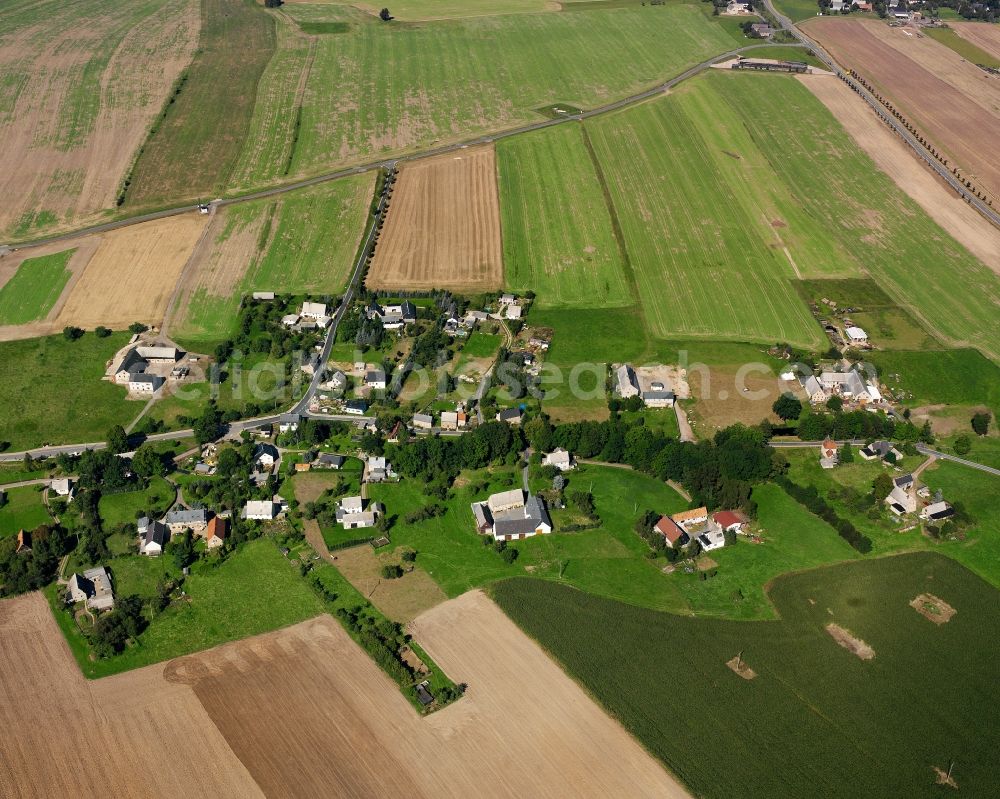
[
  {"left": 616, "top": 364, "right": 677, "bottom": 408},
  {"left": 108, "top": 343, "right": 186, "bottom": 395},
  {"left": 654, "top": 507, "right": 747, "bottom": 553}
]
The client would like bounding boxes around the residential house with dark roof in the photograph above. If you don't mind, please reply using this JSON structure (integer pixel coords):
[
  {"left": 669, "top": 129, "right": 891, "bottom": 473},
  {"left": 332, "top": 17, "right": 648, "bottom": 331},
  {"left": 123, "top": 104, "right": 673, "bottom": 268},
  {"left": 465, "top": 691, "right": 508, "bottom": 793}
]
[{"left": 471, "top": 490, "right": 552, "bottom": 542}]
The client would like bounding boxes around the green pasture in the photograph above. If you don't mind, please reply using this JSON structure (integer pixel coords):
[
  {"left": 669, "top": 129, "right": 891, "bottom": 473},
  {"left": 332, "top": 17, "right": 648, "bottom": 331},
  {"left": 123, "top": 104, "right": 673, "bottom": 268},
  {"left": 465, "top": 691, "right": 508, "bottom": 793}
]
[
  {"left": 0, "top": 332, "right": 135, "bottom": 451},
  {"left": 0, "top": 250, "right": 74, "bottom": 325},
  {"left": 238, "top": 3, "right": 736, "bottom": 185},
  {"left": 50, "top": 539, "right": 325, "bottom": 679},
  {"left": 125, "top": 0, "right": 277, "bottom": 208},
  {"left": 494, "top": 553, "right": 1000, "bottom": 799},
  {"left": 97, "top": 477, "right": 175, "bottom": 529},
  {"left": 497, "top": 125, "right": 632, "bottom": 308},
  {"left": 0, "top": 486, "right": 51, "bottom": 537},
  {"left": 587, "top": 77, "right": 827, "bottom": 348},
  {"left": 867, "top": 348, "right": 1000, "bottom": 417},
  {"left": 770, "top": 0, "right": 824, "bottom": 22}
]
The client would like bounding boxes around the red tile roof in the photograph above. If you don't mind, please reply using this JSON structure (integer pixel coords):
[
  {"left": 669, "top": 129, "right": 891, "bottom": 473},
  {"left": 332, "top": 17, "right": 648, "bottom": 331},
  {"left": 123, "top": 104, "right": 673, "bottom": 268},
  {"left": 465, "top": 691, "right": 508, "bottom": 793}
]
[
  {"left": 713, "top": 511, "right": 745, "bottom": 530},
  {"left": 654, "top": 516, "right": 687, "bottom": 545},
  {"left": 206, "top": 516, "right": 227, "bottom": 542}
]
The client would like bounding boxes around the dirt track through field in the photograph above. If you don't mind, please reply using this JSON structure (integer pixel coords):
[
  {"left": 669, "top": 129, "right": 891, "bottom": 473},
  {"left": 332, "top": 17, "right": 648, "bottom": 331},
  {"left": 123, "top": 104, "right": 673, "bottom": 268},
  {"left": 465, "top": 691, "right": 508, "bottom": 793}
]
[
  {"left": 800, "top": 75, "right": 1000, "bottom": 276},
  {"left": 1, "top": 590, "right": 689, "bottom": 797},
  {"left": 367, "top": 146, "right": 503, "bottom": 292},
  {"left": 805, "top": 19, "right": 1000, "bottom": 200}
]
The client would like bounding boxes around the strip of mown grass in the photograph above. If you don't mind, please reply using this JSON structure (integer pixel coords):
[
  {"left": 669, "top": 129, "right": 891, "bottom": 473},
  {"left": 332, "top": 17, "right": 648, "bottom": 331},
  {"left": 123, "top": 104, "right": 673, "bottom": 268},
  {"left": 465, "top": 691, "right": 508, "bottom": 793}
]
[
  {"left": 0, "top": 486, "right": 51, "bottom": 537},
  {"left": 493, "top": 552, "right": 1000, "bottom": 798},
  {"left": 0, "top": 332, "right": 135, "bottom": 452},
  {"left": 924, "top": 26, "right": 1000, "bottom": 69},
  {"left": 0, "top": 250, "right": 74, "bottom": 325},
  {"left": 124, "top": 0, "right": 276, "bottom": 208},
  {"left": 498, "top": 125, "right": 632, "bottom": 309}
]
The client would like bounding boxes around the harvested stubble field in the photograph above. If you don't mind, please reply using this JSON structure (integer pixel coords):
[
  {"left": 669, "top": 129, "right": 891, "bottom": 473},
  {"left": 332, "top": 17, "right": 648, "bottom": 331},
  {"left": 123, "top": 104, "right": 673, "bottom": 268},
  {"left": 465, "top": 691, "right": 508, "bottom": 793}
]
[
  {"left": 238, "top": 3, "right": 736, "bottom": 186},
  {"left": 0, "top": 590, "right": 691, "bottom": 798},
  {"left": 804, "top": 18, "right": 1000, "bottom": 200},
  {"left": 0, "top": 0, "right": 199, "bottom": 239},
  {"left": 367, "top": 147, "right": 503, "bottom": 292},
  {"left": 494, "top": 553, "right": 1000, "bottom": 799},
  {"left": 55, "top": 213, "right": 208, "bottom": 330}
]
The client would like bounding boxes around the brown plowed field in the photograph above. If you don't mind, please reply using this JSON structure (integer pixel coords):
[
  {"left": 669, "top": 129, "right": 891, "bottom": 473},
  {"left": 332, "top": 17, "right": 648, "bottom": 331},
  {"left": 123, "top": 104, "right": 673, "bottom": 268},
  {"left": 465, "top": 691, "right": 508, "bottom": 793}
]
[
  {"left": 55, "top": 213, "right": 208, "bottom": 329},
  {"left": 0, "top": 0, "right": 199, "bottom": 239},
  {"left": 805, "top": 18, "right": 1000, "bottom": 200},
  {"left": 0, "top": 590, "right": 688, "bottom": 797},
  {"left": 0, "top": 592, "right": 263, "bottom": 799},
  {"left": 366, "top": 146, "right": 504, "bottom": 292},
  {"left": 800, "top": 75, "right": 1000, "bottom": 276},
  {"left": 951, "top": 21, "right": 1000, "bottom": 60}
]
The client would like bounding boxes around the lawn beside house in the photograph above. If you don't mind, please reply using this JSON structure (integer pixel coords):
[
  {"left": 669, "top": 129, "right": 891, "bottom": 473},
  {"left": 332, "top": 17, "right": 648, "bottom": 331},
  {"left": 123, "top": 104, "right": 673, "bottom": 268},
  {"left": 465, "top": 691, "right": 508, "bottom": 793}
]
[{"left": 0, "top": 486, "right": 52, "bottom": 537}]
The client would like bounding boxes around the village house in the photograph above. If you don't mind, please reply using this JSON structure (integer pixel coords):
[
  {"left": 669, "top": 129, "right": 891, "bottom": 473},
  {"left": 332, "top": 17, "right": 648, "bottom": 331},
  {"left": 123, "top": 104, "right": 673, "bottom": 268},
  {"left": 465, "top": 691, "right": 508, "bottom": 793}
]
[
  {"left": 67, "top": 566, "right": 115, "bottom": 611},
  {"left": 497, "top": 407, "right": 523, "bottom": 425},
  {"left": 750, "top": 22, "right": 774, "bottom": 38},
  {"left": 243, "top": 500, "right": 279, "bottom": 520},
  {"left": 139, "top": 520, "right": 170, "bottom": 556},
  {"left": 643, "top": 382, "right": 675, "bottom": 408},
  {"left": 920, "top": 501, "right": 954, "bottom": 523},
  {"left": 886, "top": 474, "right": 918, "bottom": 516},
  {"left": 50, "top": 478, "right": 74, "bottom": 500},
  {"left": 365, "top": 369, "right": 387, "bottom": 391},
  {"left": 336, "top": 495, "right": 382, "bottom": 529},
  {"left": 441, "top": 409, "right": 468, "bottom": 430},
  {"left": 412, "top": 413, "right": 433, "bottom": 430},
  {"left": 820, "top": 439, "right": 839, "bottom": 469},
  {"left": 860, "top": 440, "right": 902, "bottom": 462},
  {"left": 712, "top": 511, "right": 746, "bottom": 534},
  {"left": 344, "top": 399, "right": 368, "bottom": 415},
  {"left": 252, "top": 291, "right": 275, "bottom": 301},
  {"left": 697, "top": 529, "right": 727, "bottom": 552},
  {"left": 366, "top": 456, "right": 395, "bottom": 483},
  {"left": 136, "top": 345, "right": 179, "bottom": 364},
  {"left": 616, "top": 364, "right": 640, "bottom": 399},
  {"left": 278, "top": 413, "right": 301, "bottom": 434},
  {"left": 205, "top": 516, "right": 227, "bottom": 549},
  {"left": 672, "top": 506, "right": 710, "bottom": 529},
  {"left": 281, "top": 313, "right": 300, "bottom": 327},
  {"left": 471, "top": 489, "right": 552, "bottom": 542},
  {"left": 321, "top": 370, "right": 347, "bottom": 392},
  {"left": 163, "top": 508, "right": 208, "bottom": 534},
  {"left": 542, "top": 448, "right": 575, "bottom": 471},
  {"left": 654, "top": 516, "right": 690, "bottom": 549},
  {"left": 128, "top": 373, "right": 163, "bottom": 394},
  {"left": 253, "top": 443, "right": 280, "bottom": 469},
  {"left": 300, "top": 301, "right": 327, "bottom": 320},
  {"left": 381, "top": 301, "right": 418, "bottom": 330},
  {"left": 315, "top": 453, "right": 345, "bottom": 469}
]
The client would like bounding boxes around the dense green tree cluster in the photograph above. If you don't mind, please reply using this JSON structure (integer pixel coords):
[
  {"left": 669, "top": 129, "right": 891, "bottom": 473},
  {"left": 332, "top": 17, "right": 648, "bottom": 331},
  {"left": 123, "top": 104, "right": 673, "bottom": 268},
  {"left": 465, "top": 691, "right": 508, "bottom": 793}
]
[{"left": 0, "top": 525, "right": 73, "bottom": 597}]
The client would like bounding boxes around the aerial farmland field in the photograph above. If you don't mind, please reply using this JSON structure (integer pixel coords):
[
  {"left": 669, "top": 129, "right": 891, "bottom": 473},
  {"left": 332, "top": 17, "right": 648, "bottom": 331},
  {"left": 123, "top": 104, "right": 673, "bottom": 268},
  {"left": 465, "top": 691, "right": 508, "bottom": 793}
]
[
  {"left": 366, "top": 147, "right": 503, "bottom": 292},
  {"left": 237, "top": 3, "right": 737, "bottom": 185},
  {"left": 497, "top": 125, "right": 632, "bottom": 308},
  {"left": 172, "top": 172, "right": 374, "bottom": 348},
  {"left": 0, "top": 0, "right": 199, "bottom": 239},
  {"left": 0, "top": 249, "right": 74, "bottom": 325},
  {"left": 804, "top": 18, "right": 1000, "bottom": 201},
  {"left": 495, "top": 553, "right": 1000, "bottom": 799}
]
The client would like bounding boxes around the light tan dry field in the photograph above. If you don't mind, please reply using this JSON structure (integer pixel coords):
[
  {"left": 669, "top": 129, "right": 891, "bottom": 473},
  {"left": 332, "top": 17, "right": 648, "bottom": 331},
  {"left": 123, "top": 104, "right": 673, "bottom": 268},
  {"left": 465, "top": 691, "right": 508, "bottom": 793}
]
[
  {"left": 804, "top": 18, "right": 1000, "bottom": 200},
  {"left": 0, "top": 0, "right": 199, "bottom": 239},
  {"left": 800, "top": 74, "right": 1000, "bottom": 276},
  {"left": 951, "top": 21, "right": 1000, "bottom": 60},
  {"left": 333, "top": 544, "right": 448, "bottom": 622},
  {"left": 55, "top": 213, "right": 208, "bottom": 330},
  {"left": 366, "top": 146, "right": 504, "bottom": 292},
  {"left": 0, "top": 590, "right": 689, "bottom": 798}
]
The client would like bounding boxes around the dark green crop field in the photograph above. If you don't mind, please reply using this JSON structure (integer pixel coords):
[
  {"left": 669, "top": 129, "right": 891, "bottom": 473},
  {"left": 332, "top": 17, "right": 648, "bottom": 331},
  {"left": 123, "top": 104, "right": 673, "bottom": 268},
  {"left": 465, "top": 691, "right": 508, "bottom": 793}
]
[{"left": 494, "top": 553, "right": 1000, "bottom": 798}]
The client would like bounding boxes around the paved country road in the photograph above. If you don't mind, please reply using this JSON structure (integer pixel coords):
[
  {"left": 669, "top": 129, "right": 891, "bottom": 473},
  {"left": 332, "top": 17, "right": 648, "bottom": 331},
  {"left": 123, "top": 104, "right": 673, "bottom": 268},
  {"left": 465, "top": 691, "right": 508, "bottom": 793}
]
[{"left": 5, "top": 43, "right": 801, "bottom": 252}]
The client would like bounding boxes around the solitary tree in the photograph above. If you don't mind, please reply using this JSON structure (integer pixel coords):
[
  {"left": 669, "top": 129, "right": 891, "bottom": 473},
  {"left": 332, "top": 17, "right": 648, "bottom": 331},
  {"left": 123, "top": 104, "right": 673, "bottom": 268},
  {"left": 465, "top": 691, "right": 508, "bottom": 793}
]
[
  {"left": 826, "top": 395, "right": 843, "bottom": 413},
  {"left": 63, "top": 326, "right": 84, "bottom": 341},
  {"left": 972, "top": 412, "right": 991, "bottom": 437},
  {"left": 128, "top": 322, "right": 149, "bottom": 334},
  {"left": 106, "top": 425, "right": 129, "bottom": 455},
  {"left": 772, "top": 394, "right": 802, "bottom": 421},
  {"left": 94, "top": 326, "right": 112, "bottom": 338},
  {"left": 873, "top": 472, "right": 893, "bottom": 503},
  {"left": 379, "top": 7, "right": 392, "bottom": 20},
  {"left": 953, "top": 435, "right": 972, "bottom": 456}
]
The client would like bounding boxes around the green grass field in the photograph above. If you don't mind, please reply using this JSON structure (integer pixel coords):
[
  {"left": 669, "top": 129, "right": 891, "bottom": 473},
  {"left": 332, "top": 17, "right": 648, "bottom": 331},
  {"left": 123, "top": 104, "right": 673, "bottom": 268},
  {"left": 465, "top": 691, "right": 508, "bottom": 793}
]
[
  {"left": 0, "top": 332, "right": 135, "bottom": 451},
  {"left": 0, "top": 486, "right": 51, "bottom": 537},
  {"left": 497, "top": 125, "right": 632, "bottom": 308},
  {"left": 50, "top": 538, "right": 325, "bottom": 678},
  {"left": 588, "top": 77, "right": 827, "bottom": 348},
  {"left": 236, "top": 3, "right": 737, "bottom": 186},
  {"left": 868, "top": 349, "right": 1000, "bottom": 417},
  {"left": 97, "top": 477, "right": 175, "bottom": 529},
  {"left": 494, "top": 552, "right": 1000, "bottom": 798},
  {"left": 124, "top": 0, "right": 276, "bottom": 208},
  {"left": 771, "top": 0, "right": 824, "bottom": 22},
  {"left": 338, "top": 0, "right": 552, "bottom": 20},
  {"left": 0, "top": 250, "right": 74, "bottom": 325},
  {"left": 460, "top": 330, "right": 502, "bottom": 358},
  {"left": 173, "top": 173, "right": 373, "bottom": 349},
  {"left": 924, "top": 25, "right": 1000, "bottom": 69}
]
